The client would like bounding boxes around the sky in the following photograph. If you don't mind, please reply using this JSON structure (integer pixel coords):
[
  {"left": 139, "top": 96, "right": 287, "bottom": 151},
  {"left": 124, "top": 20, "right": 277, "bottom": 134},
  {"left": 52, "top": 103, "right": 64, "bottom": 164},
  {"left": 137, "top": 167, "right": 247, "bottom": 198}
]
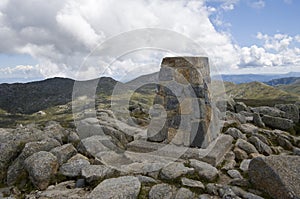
[{"left": 0, "top": 0, "right": 299, "bottom": 83}]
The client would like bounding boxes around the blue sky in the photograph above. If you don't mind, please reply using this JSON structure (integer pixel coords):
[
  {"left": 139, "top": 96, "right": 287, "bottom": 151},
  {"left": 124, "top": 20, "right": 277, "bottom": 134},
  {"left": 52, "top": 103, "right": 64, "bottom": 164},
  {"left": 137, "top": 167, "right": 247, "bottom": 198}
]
[
  {"left": 0, "top": 0, "right": 299, "bottom": 83},
  {"left": 215, "top": 0, "right": 300, "bottom": 46}
]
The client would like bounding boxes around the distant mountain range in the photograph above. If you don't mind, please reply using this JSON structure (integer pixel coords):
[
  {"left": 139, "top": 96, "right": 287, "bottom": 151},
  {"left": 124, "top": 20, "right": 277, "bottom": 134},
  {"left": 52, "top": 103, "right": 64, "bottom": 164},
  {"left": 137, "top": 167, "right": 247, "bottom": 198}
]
[
  {"left": 213, "top": 72, "right": 300, "bottom": 84},
  {"left": 0, "top": 77, "right": 118, "bottom": 114},
  {"left": 1, "top": 72, "right": 300, "bottom": 115}
]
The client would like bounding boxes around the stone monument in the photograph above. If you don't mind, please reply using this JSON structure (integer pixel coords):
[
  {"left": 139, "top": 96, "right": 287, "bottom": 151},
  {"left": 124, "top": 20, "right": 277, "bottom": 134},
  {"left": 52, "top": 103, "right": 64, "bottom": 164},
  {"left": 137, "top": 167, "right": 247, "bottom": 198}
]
[{"left": 147, "top": 57, "right": 216, "bottom": 148}]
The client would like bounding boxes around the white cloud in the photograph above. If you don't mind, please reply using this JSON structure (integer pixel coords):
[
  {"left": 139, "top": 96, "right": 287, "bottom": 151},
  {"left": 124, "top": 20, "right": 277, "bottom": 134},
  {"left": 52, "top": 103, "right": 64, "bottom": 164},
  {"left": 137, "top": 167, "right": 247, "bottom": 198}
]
[
  {"left": 295, "top": 35, "right": 300, "bottom": 43},
  {"left": 0, "top": 0, "right": 241, "bottom": 80},
  {"left": 257, "top": 32, "right": 293, "bottom": 51},
  {"left": 248, "top": 0, "right": 265, "bottom": 9},
  {"left": 0, "top": 0, "right": 299, "bottom": 82},
  {"left": 0, "top": 65, "right": 43, "bottom": 82},
  {"left": 239, "top": 33, "right": 300, "bottom": 69}
]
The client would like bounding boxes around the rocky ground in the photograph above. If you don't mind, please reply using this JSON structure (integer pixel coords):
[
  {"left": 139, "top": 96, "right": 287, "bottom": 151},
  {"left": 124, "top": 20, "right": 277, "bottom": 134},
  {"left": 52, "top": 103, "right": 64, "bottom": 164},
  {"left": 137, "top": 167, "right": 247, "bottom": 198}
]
[{"left": 0, "top": 100, "right": 300, "bottom": 199}]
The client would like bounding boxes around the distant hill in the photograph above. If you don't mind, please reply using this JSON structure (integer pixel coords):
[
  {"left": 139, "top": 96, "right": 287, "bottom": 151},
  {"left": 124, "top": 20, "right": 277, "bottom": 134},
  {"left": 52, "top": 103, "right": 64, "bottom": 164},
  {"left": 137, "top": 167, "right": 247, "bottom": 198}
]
[
  {"left": 265, "top": 77, "right": 300, "bottom": 86},
  {"left": 276, "top": 80, "right": 300, "bottom": 96},
  {"left": 0, "top": 77, "right": 118, "bottom": 114},
  {"left": 225, "top": 81, "right": 300, "bottom": 106},
  {"left": 214, "top": 72, "right": 300, "bottom": 84}
]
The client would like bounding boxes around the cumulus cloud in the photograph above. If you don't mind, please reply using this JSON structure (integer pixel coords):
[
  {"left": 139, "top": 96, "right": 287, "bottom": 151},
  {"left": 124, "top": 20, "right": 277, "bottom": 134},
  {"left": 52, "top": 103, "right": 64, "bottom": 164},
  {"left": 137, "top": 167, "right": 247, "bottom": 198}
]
[
  {"left": 239, "top": 33, "right": 300, "bottom": 68},
  {"left": 0, "top": 0, "right": 299, "bottom": 82},
  {"left": 0, "top": 65, "right": 43, "bottom": 83},
  {"left": 0, "top": 0, "right": 242, "bottom": 81}
]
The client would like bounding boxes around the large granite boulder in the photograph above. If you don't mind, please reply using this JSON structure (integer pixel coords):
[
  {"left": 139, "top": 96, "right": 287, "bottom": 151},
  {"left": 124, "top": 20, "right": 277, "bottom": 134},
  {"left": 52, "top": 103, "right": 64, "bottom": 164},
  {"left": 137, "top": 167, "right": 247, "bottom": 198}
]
[
  {"left": 24, "top": 151, "right": 59, "bottom": 190},
  {"left": 189, "top": 159, "right": 218, "bottom": 182},
  {"left": 252, "top": 106, "right": 285, "bottom": 118},
  {"left": 7, "top": 138, "right": 61, "bottom": 185},
  {"left": 249, "top": 155, "right": 300, "bottom": 199},
  {"left": 275, "top": 104, "right": 299, "bottom": 123},
  {"left": 88, "top": 176, "right": 141, "bottom": 199},
  {"left": 50, "top": 144, "right": 77, "bottom": 165},
  {"left": 262, "top": 115, "right": 294, "bottom": 130}
]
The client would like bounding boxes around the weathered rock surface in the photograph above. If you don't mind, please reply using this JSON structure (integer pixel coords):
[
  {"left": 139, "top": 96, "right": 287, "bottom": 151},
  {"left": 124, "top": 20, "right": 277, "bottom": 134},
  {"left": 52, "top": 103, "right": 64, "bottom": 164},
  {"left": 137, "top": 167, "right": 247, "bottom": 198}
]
[
  {"left": 225, "top": 128, "right": 247, "bottom": 140},
  {"left": 50, "top": 144, "right": 77, "bottom": 165},
  {"left": 275, "top": 104, "right": 299, "bottom": 123},
  {"left": 88, "top": 176, "right": 141, "bottom": 199},
  {"left": 252, "top": 106, "right": 285, "bottom": 117},
  {"left": 262, "top": 115, "right": 294, "bottom": 130},
  {"left": 175, "top": 187, "right": 196, "bottom": 199},
  {"left": 7, "top": 138, "right": 60, "bottom": 185},
  {"left": 236, "top": 139, "right": 258, "bottom": 154},
  {"left": 24, "top": 151, "right": 58, "bottom": 190},
  {"left": 189, "top": 159, "right": 218, "bottom": 182},
  {"left": 181, "top": 177, "right": 205, "bottom": 190},
  {"left": 59, "top": 157, "right": 90, "bottom": 177},
  {"left": 149, "top": 183, "right": 176, "bottom": 199},
  {"left": 81, "top": 165, "right": 117, "bottom": 184},
  {"left": 253, "top": 112, "right": 265, "bottom": 128},
  {"left": 249, "top": 155, "right": 300, "bottom": 199},
  {"left": 200, "top": 134, "right": 233, "bottom": 166},
  {"left": 160, "top": 162, "right": 194, "bottom": 180},
  {"left": 248, "top": 136, "right": 272, "bottom": 155},
  {"left": 77, "top": 135, "right": 114, "bottom": 157},
  {"left": 25, "top": 180, "right": 88, "bottom": 199}
]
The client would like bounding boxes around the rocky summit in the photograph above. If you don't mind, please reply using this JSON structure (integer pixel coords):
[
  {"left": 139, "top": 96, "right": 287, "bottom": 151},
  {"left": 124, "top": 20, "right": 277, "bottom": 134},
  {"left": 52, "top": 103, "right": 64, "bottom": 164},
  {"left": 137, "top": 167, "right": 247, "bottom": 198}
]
[{"left": 0, "top": 58, "right": 300, "bottom": 199}]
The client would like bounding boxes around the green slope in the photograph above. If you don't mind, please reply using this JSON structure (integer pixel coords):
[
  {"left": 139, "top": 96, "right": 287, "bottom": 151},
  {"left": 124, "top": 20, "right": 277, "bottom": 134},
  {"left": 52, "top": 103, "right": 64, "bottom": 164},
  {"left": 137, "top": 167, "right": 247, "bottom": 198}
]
[
  {"left": 276, "top": 80, "right": 300, "bottom": 96},
  {"left": 225, "top": 81, "right": 300, "bottom": 107}
]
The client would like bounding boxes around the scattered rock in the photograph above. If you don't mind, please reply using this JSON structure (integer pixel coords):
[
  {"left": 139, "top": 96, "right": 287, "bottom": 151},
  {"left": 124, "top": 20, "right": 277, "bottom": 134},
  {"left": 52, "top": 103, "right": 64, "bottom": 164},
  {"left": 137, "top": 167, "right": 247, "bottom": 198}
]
[
  {"left": 238, "top": 123, "right": 258, "bottom": 136},
  {"left": 275, "top": 104, "right": 299, "bottom": 123},
  {"left": 175, "top": 187, "right": 196, "bottom": 199},
  {"left": 24, "top": 151, "right": 58, "bottom": 190},
  {"left": 235, "top": 102, "right": 250, "bottom": 113},
  {"left": 59, "top": 157, "right": 90, "bottom": 177},
  {"left": 293, "top": 147, "right": 300, "bottom": 156},
  {"left": 7, "top": 138, "right": 61, "bottom": 185},
  {"left": 249, "top": 155, "right": 300, "bottom": 199},
  {"left": 236, "top": 139, "right": 258, "bottom": 154},
  {"left": 88, "top": 176, "right": 141, "bottom": 199},
  {"left": 136, "top": 175, "right": 158, "bottom": 184},
  {"left": 227, "top": 170, "right": 243, "bottom": 179},
  {"left": 233, "top": 147, "right": 248, "bottom": 160},
  {"left": 181, "top": 177, "right": 205, "bottom": 190},
  {"left": 50, "top": 144, "right": 77, "bottom": 165},
  {"left": 248, "top": 136, "right": 272, "bottom": 155},
  {"left": 253, "top": 112, "right": 265, "bottom": 128},
  {"left": 262, "top": 115, "right": 294, "bottom": 131},
  {"left": 225, "top": 128, "right": 247, "bottom": 140},
  {"left": 231, "top": 186, "right": 264, "bottom": 199},
  {"left": 77, "top": 135, "right": 113, "bottom": 158},
  {"left": 189, "top": 159, "right": 218, "bottom": 182},
  {"left": 240, "top": 159, "right": 251, "bottom": 173},
  {"left": 160, "top": 162, "right": 194, "bottom": 180},
  {"left": 200, "top": 134, "right": 233, "bottom": 166},
  {"left": 252, "top": 106, "right": 284, "bottom": 118},
  {"left": 226, "top": 111, "right": 247, "bottom": 124},
  {"left": 221, "top": 152, "right": 236, "bottom": 171},
  {"left": 25, "top": 180, "right": 88, "bottom": 199},
  {"left": 149, "top": 183, "right": 176, "bottom": 199},
  {"left": 277, "top": 136, "right": 294, "bottom": 150},
  {"left": 81, "top": 165, "right": 117, "bottom": 184}
]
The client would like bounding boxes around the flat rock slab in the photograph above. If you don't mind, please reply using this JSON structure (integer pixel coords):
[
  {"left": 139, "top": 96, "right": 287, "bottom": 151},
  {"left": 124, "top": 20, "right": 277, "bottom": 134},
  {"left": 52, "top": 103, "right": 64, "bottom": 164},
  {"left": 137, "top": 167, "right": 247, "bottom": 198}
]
[
  {"left": 127, "top": 134, "right": 233, "bottom": 166},
  {"left": 87, "top": 176, "right": 141, "bottom": 199},
  {"left": 249, "top": 155, "right": 300, "bottom": 199},
  {"left": 200, "top": 134, "right": 233, "bottom": 166},
  {"left": 81, "top": 165, "right": 117, "bottom": 183}
]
